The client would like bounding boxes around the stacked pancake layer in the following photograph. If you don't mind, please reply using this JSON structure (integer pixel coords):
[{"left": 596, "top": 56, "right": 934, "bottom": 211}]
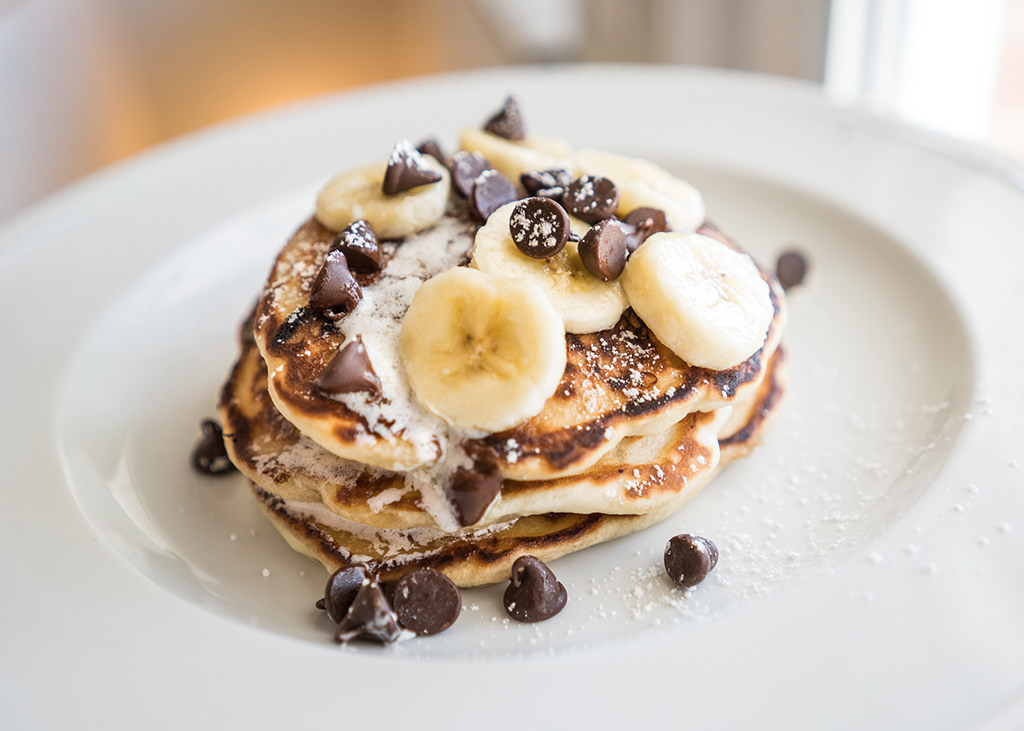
[{"left": 219, "top": 123, "right": 787, "bottom": 588}]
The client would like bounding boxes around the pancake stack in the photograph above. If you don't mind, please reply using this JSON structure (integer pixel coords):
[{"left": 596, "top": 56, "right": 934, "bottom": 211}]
[{"left": 218, "top": 100, "right": 787, "bottom": 588}]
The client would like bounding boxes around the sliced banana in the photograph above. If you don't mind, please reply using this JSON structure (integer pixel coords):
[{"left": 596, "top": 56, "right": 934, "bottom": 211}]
[
  {"left": 622, "top": 231, "right": 773, "bottom": 370},
  {"left": 575, "top": 148, "right": 705, "bottom": 232},
  {"left": 460, "top": 128, "right": 575, "bottom": 184},
  {"left": 315, "top": 157, "right": 450, "bottom": 239},
  {"left": 399, "top": 267, "right": 567, "bottom": 433},
  {"left": 471, "top": 201, "right": 629, "bottom": 333}
]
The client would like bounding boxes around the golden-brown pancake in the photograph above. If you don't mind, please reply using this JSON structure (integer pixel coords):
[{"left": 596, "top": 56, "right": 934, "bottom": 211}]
[
  {"left": 222, "top": 332, "right": 787, "bottom": 530},
  {"left": 239, "top": 344, "right": 785, "bottom": 587},
  {"left": 253, "top": 206, "right": 785, "bottom": 481}
]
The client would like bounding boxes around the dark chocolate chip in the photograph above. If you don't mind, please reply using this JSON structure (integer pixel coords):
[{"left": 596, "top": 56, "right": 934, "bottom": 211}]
[
  {"left": 382, "top": 139, "right": 443, "bottom": 196},
  {"left": 483, "top": 96, "right": 525, "bottom": 141},
  {"left": 450, "top": 150, "right": 492, "bottom": 198},
  {"left": 309, "top": 250, "right": 362, "bottom": 320},
  {"left": 503, "top": 555, "right": 567, "bottom": 622},
  {"left": 623, "top": 207, "right": 669, "bottom": 252},
  {"left": 470, "top": 169, "right": 518, "bottom": 221},
  {"left": 578, "top": 219, "right": 627, "bottom": 281},
  {"left": 520, "top": 168, "right": 572, "bottom": 200},
  {"left": 775, "top": 249, "right": 809, "bottom": 290},
  {"left": 563, "top": 175, "right": 620, "bottom": 223},
  {"left": 316, "top": 336, "right": 382, "bottom": 397},
  {"left": 509, "top": 197, "right": 570, "bottom": 259},
  {"left": 391, "top": 569, "right": 462, "bottom": 636},
  {"left": 191, "top": 419, "right": 236, "bottom": 475},
  {"left": 322, "top": 566, "right": 370, "bottom": 623},
  {"left": 334, "top": 581, "right": 403, "bottom": 644},
  {"left": 330, "top": 219, "right": 382, "bottom": 273},
  {"left": 449, "top": 443, "right": 503, "bottom": 526},
  {"left": 664, "top": 534, "right": 718, "bottom": 588},
  {"left": 416, "top": 137, "right": 446, "bottom": 165}
]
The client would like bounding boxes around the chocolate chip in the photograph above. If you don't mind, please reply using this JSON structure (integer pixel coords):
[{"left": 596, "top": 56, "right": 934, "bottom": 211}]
[
  {"left": 191, "top": 419, "right": 236, "bottom": 475},
  {"left": 623, "top": 207, "right": 669, "bottom": 252},
  {"left": 503, "top": 555, "right": 567, "bottom": 622},
  {"left": 309, "top": 250, "right": 362, "bottom": 320},
  {"left": 334, "top": 580, "right": 403, "bottom": 644},
  {"left": 329, "top": 219, "right": 382, "bottom": 273},
  {"left": 391, "top": 569, "right": 461, "bottom": 636},
  {"left": 483, "top": 96, "right": 525, "bottom": 141},
  {"left": 775, "top": 249, "right": 809, "bottom": 290},
  {"left": 521, "top": 168, "right": 571, "bottom": 200},
  {"left": 578, "top": 219, "right": 627, "bottom": 281},
  {"left": 316, "top": 336, "right": 382, "bottom": 397},
  {"left": 450, "top": 150, "right": 491, "bottom": 198},
  {"left": 509, "top": 197, "right": 570, "bottom": 259},
  {"left": 416, "top": 136, "right": 445, "bottom": 165},
  {"left": 448, "top": 443, "right": 502, "bottom": 525},
  {"left": 563, "top": 175, "right": 619, "bottom": 223},
  {"left": 470, "top": 169, "right": 518, "bottom": 221},
  {"left": 664, "top": 534, "right": 718, "bottom": 588},
  {"left": 321, "top": 566, "right": 370, "bottom": 623},
  {"left": 382, "top": 139, "right": 442, "bottom": 196}
]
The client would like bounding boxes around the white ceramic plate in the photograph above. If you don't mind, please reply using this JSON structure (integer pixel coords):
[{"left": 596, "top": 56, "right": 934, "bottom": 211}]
[{"left": 3, "top": 66, "right": 1023, "bottom": 730}]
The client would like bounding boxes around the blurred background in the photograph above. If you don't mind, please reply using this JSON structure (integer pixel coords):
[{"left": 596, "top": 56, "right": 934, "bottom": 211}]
[{"left": 1, "top": 0, "right": 1022, "bottom": 223}]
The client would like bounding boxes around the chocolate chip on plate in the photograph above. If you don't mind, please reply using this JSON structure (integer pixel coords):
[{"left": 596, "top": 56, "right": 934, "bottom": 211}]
[
  {"left": 503, "top": 555, "right": 567, "bottom": 622},
  {"left": 578, "top": 219, "right": 627, "bottom": 281},
  {"left": 308, "top": 250, "right": 362, "bottom": 320},
  {"left": 450, "top": 150, "right": 492, "bottom": 198},
  {"left": 448, "top": 443, "right": 503, "bottom": 526},
  {"left": 775, "top": 249, "right": 809, "bottom": 290},
  {"left": 623, "top": 206, "right": 669, "bottom": 252},
  {"left": 664, "top": 534, "right": 718, "bottom": 588},
  {"left": 416, "top": 136, "right": 446, "bottom": 165},
  {"left": 329, "top": 219, "right": 382, "bottom": 273},
  {"left": 316, "top": 336, "right": 382, "bottom": 397},
  {"left": 191, "top": 419, "right": 236, "bottom": 475},
  {"left": 470, "top": 169, "right": 518, "bottom": 221},
  {"left": 334, "top": 580, "right": 403, "bottom": 644},
  {"left": 321, "top": 566, "right": 370, "bottom": 623},
  {"left": 563, "top": 175, "right": 620, "bottom": 223},
  {"left": 509, "top": 197, "right": 570, "bottom": 259},
  {"left": 520, "top": 168, "right": 571, "bottom": 200},
  {"left": 483, "top": 96, "right": 525, "bottom": 141},
  {"left": 382, "top": 139, "right": 443, "bottom": 196},
  {"left": 391, "top": 569, "right": 462, "bottom": 636}
]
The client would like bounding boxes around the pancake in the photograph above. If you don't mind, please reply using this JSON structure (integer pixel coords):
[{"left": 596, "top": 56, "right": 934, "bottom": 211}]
[
  {"left": 240, "top": 342, "right": 785, "bottom": 587},
  {"left": 222, "top": 330, "right": 785, "bottom": 530},
  {"left": 253, "top": 205, "right": 786, "bottom": 482},
  {"left": 220, "top": 102, "right": 792, "bottom": 593}
]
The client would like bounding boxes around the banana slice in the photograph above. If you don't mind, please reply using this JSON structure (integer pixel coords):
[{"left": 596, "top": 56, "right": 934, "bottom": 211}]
[
  {"left": 471, "top": 201, "right": 629, "bottom": 333},
  {"left": 315, "top": 157, "right": 450, "bottom": 239},
  {"left": 622, "top": 231, "right": 773, "bottom": 370},
  {"left": 575, "top": 148, "right": 705, "bottom": 232},
  {"left": 460, "top": 128, "right": 575, "bottom": 184},
  {"left": 399, "top": 267, "right": 566, "bottom": 433}
]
